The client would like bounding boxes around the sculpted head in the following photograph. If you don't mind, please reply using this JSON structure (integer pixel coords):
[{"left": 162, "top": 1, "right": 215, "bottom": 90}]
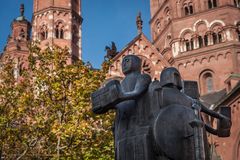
[
  {"left": 160, "top": 67, "right": 183, "bottom": 90},
  {"left": 122, "top": 55, "right": 142, "bottom": 75}
]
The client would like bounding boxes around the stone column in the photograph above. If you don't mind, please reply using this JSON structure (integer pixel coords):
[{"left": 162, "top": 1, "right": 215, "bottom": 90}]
[
  {"left": 225, "top": 27, "right": 234, "bottom": 41},
  {"left": 192, "top": 34, "right": 198, "bottom": 49},
  {"left": 206, "top": 31, "right": 213, "bottom": 45},
  {"left": 171, "top": 39, "right": 181, "bottom": 57}
]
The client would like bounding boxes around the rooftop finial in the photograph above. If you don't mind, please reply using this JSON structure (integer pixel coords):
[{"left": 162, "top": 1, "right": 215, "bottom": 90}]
[
  {"left": 20, "top": 4, "right": 24, "bottom": 16},
  {"left": 136, "top": 12, "right": 143, "bottom": 34}
]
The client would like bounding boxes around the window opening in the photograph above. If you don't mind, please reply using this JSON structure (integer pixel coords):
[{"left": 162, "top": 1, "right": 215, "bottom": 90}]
[
  {"left": 218, "top": 33, "right": 222, "bottom": 43},
  {"left": 204, "top": 35, "right": 208, "bottom": 46},
  {"left": 198, "top": 36, "right": 203, "bottom": 48},
  {"left": 185, "top": 7, "right": 189, "bottom": 15},
  {"left": 189, "top": 5, "right": 193, "bottom": 14},
  {"left": 190, "top": 38, "right": 194, "bottom": 50},
  {"left": 206, "top": 75, "right": 214, "bottom": 93},
  {"left": 186, "top": 40, "right": 190, "bottom": 51},
  {"left": 212, "top": 32, "right": 218, "bottom": 44}
]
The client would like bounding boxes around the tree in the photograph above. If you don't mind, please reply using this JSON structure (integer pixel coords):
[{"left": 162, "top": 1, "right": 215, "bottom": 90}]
[
  {"left": 0, "top": 44, "right": 114, "bottom": 159},
  {"left": 0, "top": 55, "right": 34, "bottom": 159}
]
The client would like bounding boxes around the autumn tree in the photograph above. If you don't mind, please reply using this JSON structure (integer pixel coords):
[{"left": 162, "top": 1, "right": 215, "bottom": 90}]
[
  {"left": 0, "top": 56, "right": 34, "bottom": 159},
  {"left": 0, "top": 44, "right": 114, "bottom": 159}
]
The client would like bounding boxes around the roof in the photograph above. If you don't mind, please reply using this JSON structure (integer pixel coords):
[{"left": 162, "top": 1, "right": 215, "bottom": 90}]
[
  {"left": 15, "top": 16, "right": 25, "bottom": 21},
  {"left": 111, "top": 32, "right": 170, "bottom": 66},
  {"left": 224, "top": 73, "right": 240, "bottom": 83},
  {"left": 112, "top": 33, "right": 142, "bottom": 61},
  {"left": 213, "top": 82, "right": 240, "bottom": 109},
  {"left": 200, "top": 89, "right": 227, "bottom": 108}
]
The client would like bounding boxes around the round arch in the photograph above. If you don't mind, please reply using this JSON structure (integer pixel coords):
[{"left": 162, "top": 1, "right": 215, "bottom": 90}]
[
  {"left": 193, "top": 19, "right": 210, "bottom": 32},
  {"left": 179, "top": 28, "right": 193, "bottom": 38},
  {"left": 209, "top": 20, "right": 226, "bottom": 29},
  {"left": 199, "top": 69, "right": 215, "bottom": 94}
]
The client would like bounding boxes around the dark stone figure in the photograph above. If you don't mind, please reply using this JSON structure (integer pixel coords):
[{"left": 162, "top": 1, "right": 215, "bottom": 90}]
[
  {"left": 152, "top": 67, "right": 197, "bottom": 160},
  {"left": 92, "top": 55, "right": 153, "bottom": 159},
  {"left": 91, "top": 61, "right": 231, "bottom": 160}
]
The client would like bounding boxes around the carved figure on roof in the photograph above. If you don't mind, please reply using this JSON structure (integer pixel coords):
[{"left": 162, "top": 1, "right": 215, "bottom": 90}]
[
  {"left": 136, "top": 12, "right": 143, "bottom": 34},
  {"left": 104, "top": 41, "right": 118, "bottom": 60},
  {"left": 20, "top": 4, "right": 24, "bottom": 16}
]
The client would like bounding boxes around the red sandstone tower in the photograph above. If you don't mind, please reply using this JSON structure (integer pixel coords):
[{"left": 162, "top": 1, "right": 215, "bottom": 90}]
[
  {"left": 149, "top": 2, "right": 240, "bottom": 159},
  {"left": 32, "top": 0, "right": 83, "bottom": 61},
  {"left": 1, "top": 4, "right": 31, "bottom": 78},
  {"left": 150, "top": 0, "right": 240, "bottom": 95}
]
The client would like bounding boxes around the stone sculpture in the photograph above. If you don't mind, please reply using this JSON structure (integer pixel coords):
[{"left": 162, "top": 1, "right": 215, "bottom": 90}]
[
  {"left": 104, "top": 42, "right": 118, "bottom": 60},
  {"left": 91, "top": 55, "right": 231, "bottom": 160}
]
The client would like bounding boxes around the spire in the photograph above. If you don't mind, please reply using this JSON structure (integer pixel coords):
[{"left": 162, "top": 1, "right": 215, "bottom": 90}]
[
  {"left": 20, "top": 4, "right": 24, "bottom": 16},
  {"left": 136, "top": 12, "right": 143, "bottom": 34}
]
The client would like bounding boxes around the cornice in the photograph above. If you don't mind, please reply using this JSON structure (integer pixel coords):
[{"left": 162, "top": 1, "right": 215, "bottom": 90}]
[{"left": 174, "top": 42, "right": 240, "bottom": 62}]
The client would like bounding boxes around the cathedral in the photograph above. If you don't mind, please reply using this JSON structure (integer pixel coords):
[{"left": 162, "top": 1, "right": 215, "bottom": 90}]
[
  {"left": 0, "top": 0, "right": 82, "bottom": 65},
  {"left": 108, "top": 0, "right": 240, "bottom": 160},
  {"left": 0, "top": 0, "right": 239, "bottom": 160}
]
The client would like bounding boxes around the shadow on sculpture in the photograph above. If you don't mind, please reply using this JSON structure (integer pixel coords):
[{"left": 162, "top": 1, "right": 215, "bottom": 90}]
[{"left": 91, "top": 55, "right": 231, "bottom": 160}]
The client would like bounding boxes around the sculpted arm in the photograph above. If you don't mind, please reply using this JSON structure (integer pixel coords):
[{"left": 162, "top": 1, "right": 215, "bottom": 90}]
[
  {"left": 200, "top": 103, "right": 226, "bottom": 119},
  {"left": 120, "top": 74, "right": 151, "bottom": 101}
]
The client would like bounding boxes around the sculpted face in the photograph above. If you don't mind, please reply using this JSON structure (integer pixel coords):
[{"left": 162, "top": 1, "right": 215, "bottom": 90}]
[
  {"left": 122, "top": 55, "right": 141, "bottom": 75},
  {"left": 160, "top": 67, "right": 183, "bottom": 90}
]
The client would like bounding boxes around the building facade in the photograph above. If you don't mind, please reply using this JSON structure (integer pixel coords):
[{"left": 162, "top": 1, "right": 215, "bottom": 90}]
[
  {"left": 32, "top": 0, "right": 82, "bottom": 61},
  {"left": 0, "top": 4, "right": 32, "bottom": 78},
  {"left": 1, "top": 0, "right": 82, "bottom": 66},
  {"left": 108, "top": 0, "right": 240, "bottom": 159}
]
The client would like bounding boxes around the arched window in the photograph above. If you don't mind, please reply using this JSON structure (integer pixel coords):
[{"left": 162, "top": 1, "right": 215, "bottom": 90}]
[
  {"left": 208, "top": 0, "right": 217, "bottom": 9},
  {"left": 55, "top": 21, "right": 64, "bottom": 39},
  {"left": 205, "top": 73, "right": 214, "bottom": 93},
  {"left": 184, "top": 3, "right": 194, "bottom": 15},
  {"left": 190, "top": 38, "right": 194, "bottom": 50},
  {"left": 55, "top": 28, "right": 59, "bottom": 38},
  {"left": 185, "top": 40, "right": 190, "bottom": 51},
  {"left": 155, "top": 19, "right": 161, "bottom": 33},
  {"left": 39, "top": 25, "right": 48, "bottom": 40},
  {"left": 19, "top": 29, "right": 25, "bottom": 39},
  {"left": 201, "top": 71, "right": 214, "bottom": 94},
  {"left": 218, "top": 32, "right": 222, "bottom": 43},
  {"left": 60, "top": 29, "right": 64, "bottom": 39},
  {"left": 198, "top": 36, "right": 203, "bottom": 48},
  {"left": 234, "top": 0, "right": 240, "bottom": 8},
  {"left": 189, "top": 5, "right": 194, "bottom": 14},
  {"left": 204, "top": 35, "right": 208, "bottom": 46},
  {"left": 208, "top": 0, "right": 212, "bottom": 8},
  {"left": 212, "top": 32, "right": 218, "bottom": 44},
  {"left": 185, "top": 6, "right": 189, "bottom": 15},
  {"left": 165, "top": 8, "right": 171, "bottom": 23},
  {"left": 213, "top": 0, "right": 217, "bottom": 7}
]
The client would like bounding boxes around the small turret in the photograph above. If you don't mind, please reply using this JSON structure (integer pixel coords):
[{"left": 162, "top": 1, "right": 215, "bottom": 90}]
[{"left": 136, "top": 12, "right": 143, "bottom": 34}]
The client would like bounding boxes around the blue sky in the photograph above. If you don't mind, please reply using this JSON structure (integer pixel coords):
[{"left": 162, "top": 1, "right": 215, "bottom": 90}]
[{"left": 0, "top": 0, "right": 151, "bottom": 68}]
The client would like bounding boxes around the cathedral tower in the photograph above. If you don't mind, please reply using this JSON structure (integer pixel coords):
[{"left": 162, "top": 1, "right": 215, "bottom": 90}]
[
  {"left": 32, "top": 0, "right": 82, "bottom": 61},
  {"left": 1, "top": 4, "right": 31, "bottom": 77},
  {"left": 150, "top": 0, "right": 240, "bottom": 95},
  {"left": 149, "top": 2, "right": 240, "bottom": 159}
]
